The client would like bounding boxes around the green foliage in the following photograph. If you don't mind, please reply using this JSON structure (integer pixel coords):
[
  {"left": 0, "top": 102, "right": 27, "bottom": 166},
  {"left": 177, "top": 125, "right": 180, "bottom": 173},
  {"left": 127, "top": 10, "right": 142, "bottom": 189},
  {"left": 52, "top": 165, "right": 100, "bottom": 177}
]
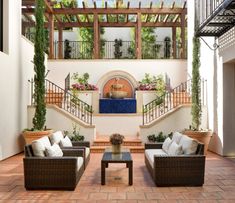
[
  {"left": 114, "top": 39, "right": 123, "bottom": 59},
  {"left": 32, "top": 0, "right": 46, "bottom": 131},
  {"left": 64, "top": 39, "right": 72, "bottom": 59},
  {"left": 191, "top": 35, "right": 202, "bottom": 130},
  {"left": 164, "top": 36, "right": 171, "bottom": 58},
  {"left": 72, "top": 72, "right": 90, "bottom": 85},
  {"left": 128, "top": 27, "right": 160, "bottom": 59},
  {"left": 147, "top": 132, "right": 173, "bottom": 143},
  {"left": 64, "top": 123, "right": 85, "bottom": 141}
]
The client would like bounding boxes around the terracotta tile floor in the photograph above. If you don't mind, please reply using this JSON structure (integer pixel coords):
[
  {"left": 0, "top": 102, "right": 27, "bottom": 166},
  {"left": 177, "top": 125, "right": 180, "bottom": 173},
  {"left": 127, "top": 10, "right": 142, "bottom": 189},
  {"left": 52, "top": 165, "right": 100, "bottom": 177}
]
[{"left": 1, "top": 152, "right": 235, "bottom": 202}]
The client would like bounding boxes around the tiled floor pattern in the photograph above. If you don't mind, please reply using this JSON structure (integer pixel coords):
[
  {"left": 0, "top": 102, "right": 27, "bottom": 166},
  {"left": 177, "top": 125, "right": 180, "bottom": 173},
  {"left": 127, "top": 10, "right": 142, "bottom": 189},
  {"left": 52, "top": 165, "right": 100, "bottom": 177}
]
[{"left": 0, "top": 152, "right": 235, "bottom": 202}]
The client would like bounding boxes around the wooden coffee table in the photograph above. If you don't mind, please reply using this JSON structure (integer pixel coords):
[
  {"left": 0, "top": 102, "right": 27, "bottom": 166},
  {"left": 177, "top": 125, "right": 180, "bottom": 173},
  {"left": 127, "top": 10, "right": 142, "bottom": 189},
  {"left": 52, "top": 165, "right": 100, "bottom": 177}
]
[{"left": 101, "top": 149, "right": 133, "bottom": 185}]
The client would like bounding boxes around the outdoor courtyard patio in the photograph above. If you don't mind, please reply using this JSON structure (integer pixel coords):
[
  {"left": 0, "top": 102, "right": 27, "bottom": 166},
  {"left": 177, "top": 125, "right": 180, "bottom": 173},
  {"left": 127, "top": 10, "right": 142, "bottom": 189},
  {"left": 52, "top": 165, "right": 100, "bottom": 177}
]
[{"left": 1, "top": 152, "right": 235, "bottom": 202}]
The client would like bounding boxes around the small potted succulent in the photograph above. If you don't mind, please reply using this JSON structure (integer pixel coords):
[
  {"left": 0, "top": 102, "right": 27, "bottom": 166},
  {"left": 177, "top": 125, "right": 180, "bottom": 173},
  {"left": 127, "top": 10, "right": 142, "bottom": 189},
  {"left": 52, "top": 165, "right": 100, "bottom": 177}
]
[{"left": 110, "top": 133, "right": 125, "bottom": 154}]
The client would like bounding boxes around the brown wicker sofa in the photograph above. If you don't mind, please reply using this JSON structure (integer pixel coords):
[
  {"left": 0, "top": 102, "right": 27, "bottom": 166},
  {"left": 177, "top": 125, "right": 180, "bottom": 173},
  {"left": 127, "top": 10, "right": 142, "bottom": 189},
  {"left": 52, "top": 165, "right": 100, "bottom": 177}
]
[
  {"left": 145, "top": 132, "right": 205, "bottom": 186},
  {"left": 24, "top": 144, "right": 85, "bottom": 190}
]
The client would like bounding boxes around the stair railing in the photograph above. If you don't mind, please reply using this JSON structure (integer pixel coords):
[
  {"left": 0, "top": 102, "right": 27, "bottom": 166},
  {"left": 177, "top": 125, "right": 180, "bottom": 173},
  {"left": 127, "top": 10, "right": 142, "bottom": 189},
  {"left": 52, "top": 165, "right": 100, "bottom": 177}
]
[
  {"left": 142, "top": 79, "right": 207, "bottom": 125},
  {"left": 29, "top": 78, "right": 93, "bottom": 125}
]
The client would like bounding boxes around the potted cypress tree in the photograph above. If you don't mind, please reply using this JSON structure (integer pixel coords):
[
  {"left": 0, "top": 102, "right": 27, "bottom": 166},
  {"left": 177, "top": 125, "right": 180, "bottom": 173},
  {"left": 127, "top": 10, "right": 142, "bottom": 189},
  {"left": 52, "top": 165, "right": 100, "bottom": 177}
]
[
  {"left": 23, "top": 0, "right": 52, "bottom": 144},
  {"left": 183, "top": 23, "right": 212, "bottom": 154}
]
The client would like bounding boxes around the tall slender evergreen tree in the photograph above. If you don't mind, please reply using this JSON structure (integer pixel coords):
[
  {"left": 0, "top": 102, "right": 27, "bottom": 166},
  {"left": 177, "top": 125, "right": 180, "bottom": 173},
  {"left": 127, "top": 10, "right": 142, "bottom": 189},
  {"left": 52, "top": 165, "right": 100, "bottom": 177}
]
[
  {"left": 32, "top": 0, "right": 46, "bottom": 130},
  {"left": 191, "top": 32, "right": 202, "bottom": 130}
]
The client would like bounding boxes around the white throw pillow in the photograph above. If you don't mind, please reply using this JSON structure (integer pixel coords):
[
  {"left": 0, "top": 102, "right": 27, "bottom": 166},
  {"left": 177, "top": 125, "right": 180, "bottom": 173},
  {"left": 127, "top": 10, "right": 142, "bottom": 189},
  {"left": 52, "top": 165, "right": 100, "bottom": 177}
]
[
  {"left": 172, "top": 132, "right": 183, "bottom": 144},
  {"left": 60, "top": 136, "right": 73, "bottom": 147},
  {"left": 168, "top": 141, "right": 183, "bottom": 155},
  {"left": 31, "top": 136, "right": 51, "bottom": 157},
  {"left": 162, "top": 137, "right": 172, "bottom": 153},
  {"left": 50, "top": 131, "right": 64, "bottom": 145},
  {"left": 179, "top": 135, "right": 198, "bottom": 155},
  {"left": 45, "top": 143, "right": 63, "bottom": 157}
]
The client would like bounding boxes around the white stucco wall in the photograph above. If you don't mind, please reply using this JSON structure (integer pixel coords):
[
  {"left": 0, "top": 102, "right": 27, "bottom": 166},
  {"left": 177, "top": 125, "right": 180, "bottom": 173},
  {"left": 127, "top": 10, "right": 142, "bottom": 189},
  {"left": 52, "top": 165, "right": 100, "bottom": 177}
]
[
  {"left": 47, "top": 59, "right": 187, "bottom": 90},
  {"left": 27, "top": 106, "right": 96, "bottom": 144},
  {"left": 0, "top": 0, "right": 34, "bottom": 160},
  {"left": 140, "top": 105, "right": 208, "bottom": 143}
]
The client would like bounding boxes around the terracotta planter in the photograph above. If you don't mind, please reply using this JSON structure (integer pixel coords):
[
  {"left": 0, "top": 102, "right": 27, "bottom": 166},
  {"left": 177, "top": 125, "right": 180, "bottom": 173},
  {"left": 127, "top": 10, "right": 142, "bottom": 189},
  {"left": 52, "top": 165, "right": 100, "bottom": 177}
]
[
  {"left": 22, "top": 129, "right": 53, "bottom": 145},
  {"left": 183, "top": 130, "right": 212, "bottom": 155}
]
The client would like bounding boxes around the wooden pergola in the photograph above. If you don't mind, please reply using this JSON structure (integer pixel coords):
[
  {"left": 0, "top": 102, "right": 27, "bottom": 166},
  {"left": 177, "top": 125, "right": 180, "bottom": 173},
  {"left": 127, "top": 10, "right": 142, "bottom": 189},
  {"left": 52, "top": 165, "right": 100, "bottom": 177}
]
[{"left": 22, "top": 0, "right": 187, "bottom": 59}]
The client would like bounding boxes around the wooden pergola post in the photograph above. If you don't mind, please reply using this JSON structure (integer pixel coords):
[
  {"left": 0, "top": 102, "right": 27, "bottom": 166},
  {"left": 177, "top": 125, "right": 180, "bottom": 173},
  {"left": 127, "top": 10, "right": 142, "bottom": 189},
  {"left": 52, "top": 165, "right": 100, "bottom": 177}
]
[
  {"left": 58, "top": 26, "right": 63, "bottom": 59},
  {"left": 172, "top": 27, "right": 176, "bottom": 59},
  {"left": 180, "top": 12, "right": 186, "bottom": 59},
  {"left": 49, "top": 13, "right": 54, "bottom": 59},
  {"left": 93, "top": 13, "right": 99, "bottom": 59},
  {"left": 136, "top": 12, "right": 142, "bottom": 59}
]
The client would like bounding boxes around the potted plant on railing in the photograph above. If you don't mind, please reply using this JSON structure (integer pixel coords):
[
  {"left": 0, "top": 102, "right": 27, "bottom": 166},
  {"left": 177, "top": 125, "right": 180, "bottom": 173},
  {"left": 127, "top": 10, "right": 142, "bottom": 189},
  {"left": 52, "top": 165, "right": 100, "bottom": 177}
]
[
  {"left": 183, "top": 26, "right": 212, "bottom": 154},
  {"left": 23, "top": 0, "right": 52, "bottom": 144}
]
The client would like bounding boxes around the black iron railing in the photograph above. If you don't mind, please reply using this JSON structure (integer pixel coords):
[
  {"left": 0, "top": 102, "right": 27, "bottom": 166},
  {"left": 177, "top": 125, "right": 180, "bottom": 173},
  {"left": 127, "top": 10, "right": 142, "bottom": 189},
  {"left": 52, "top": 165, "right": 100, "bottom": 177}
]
[
  {"left": 54, "top": 40, "right": 185, "bottom": 59},
  {"left": 29, "top": 78, "right": 93, "bottom": 125},
  {"left": 142, "top": 79, "right": 207, "bottom": 125},
  {"left": 65, "top": 73, "right": 70, "bottom": 92},
  {"left": 24, "top": 32, "right": 35, "bottom": 43}
]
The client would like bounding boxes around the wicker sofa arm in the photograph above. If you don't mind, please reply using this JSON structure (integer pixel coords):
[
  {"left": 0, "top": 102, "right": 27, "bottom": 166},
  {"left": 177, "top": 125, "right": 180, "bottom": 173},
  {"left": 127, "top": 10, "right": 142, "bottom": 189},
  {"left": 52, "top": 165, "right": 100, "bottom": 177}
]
[
  {"left": 145, "top": 143, "right": 163, "bottom": 149},
  {"left": 62, "top": 149, "right": 85, "bottom": 157},
  {"left": 72, "top": 141, "right": 90, "bottom": 147},
  {"left": 23, "top": 157, "right": 81, "bottom": 190},
  {"left": 153, "top": 155, "right": 205, "bottom": 186}
]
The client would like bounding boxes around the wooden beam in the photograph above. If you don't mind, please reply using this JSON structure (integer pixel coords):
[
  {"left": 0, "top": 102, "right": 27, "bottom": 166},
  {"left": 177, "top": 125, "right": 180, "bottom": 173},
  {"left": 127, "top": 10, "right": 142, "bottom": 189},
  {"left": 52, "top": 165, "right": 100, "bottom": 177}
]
[
  {"left": 44, "top": 0, "right": 53, "bottom": 13},
  {"left": 180, "top": 12, "right": 186, "bottom": 59},
  {"left": 163, "top": 1, "right": 175, "bottom": 23},
  {"left": 93, "top": 13, "right": 99, "bottom": 59},
  {"left": 48, "top": 13, "right": 54, "bottom": 59},
  {"left": 145, "top": 2, "right": 153, "bottom": 22},
  {"left": 172, "top": 27, "right": 176, "bottom": 59},
  {"left": 23, "top": 7, "right": 187, "bottom": 15},
  {"left": 126, "top": 1, "right": 130, "bottom": 23},
  {"left": 154, "top": 14, "right": 159, "bottom": 23},
  {"left": 22, "top": 21, "right": 182, "bottom": 28},
  {"left": 136, "top": 12, "right": 142, "bottom": 59},
  {"left": 58, "top": 26, "right": 63, "bottom": 59}
]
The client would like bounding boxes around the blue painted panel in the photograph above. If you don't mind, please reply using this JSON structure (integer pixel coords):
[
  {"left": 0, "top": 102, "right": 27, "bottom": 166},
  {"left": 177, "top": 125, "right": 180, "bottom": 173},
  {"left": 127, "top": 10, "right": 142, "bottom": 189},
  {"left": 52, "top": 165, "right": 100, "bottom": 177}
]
[{"left": 99, "top": 99, "right": 136, "bottom": 113}]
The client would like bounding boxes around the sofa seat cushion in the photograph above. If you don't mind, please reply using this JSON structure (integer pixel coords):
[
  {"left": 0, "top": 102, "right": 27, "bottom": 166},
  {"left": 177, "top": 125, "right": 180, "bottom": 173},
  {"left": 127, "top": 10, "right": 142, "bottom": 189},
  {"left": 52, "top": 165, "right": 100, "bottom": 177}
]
[
  {"left": 50, "top": 131, "right": 64, "bottom": 145},
  {"left": 145, "top": 149, "right": 167, "bottom": 168},
  {"left": 77, "top": 157, "right": 84, "bottom": 171},
  {"left": 179, "top": 135, "right": 198, "bottom": 155},
  {"left": 31, "top": 136, "right": 52, "bottom": 157},
  {"left": 45, "top": 143, "right": 63, "bottom": 157},
  {"left": 60, "top": 136, "right": 73, "bottom": 147},
  {"left": 168, "top": 141, "right": 183, "bottom": 155},
  {"left": 162, "top": 137, "right": 172, "bottom": 153},
  {"left": 85, "top": 147, "right": 90, "bottom": 158}
]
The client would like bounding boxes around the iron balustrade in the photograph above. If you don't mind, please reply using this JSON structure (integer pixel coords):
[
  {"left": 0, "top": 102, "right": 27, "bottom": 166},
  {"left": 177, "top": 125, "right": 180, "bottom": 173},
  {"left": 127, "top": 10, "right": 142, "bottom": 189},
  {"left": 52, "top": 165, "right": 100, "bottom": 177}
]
[
  {"left": 53, "top": 40, "right": 185, "bottom": 59},
  {"left": 65, "top": 73, "right": 70, "bottom": 92},
  {"left": 142, "top": 79, "right": 207, "bottom": 125},
  {"left": 29, "top": 78, "right": 93, "bottom": 125}
]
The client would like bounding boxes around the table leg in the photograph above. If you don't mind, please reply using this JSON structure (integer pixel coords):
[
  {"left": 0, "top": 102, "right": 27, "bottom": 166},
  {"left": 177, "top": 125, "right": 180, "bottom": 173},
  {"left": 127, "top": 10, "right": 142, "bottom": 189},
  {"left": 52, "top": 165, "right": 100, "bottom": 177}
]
[
  {"left": 106, "top": 163, "right": 108, "bottom": 168},
  {"left": 101, "top": 162, "right": 106, "bottom": 185},
  {"left": 128, "top": 161, "right": 133, "bottom": 185}
]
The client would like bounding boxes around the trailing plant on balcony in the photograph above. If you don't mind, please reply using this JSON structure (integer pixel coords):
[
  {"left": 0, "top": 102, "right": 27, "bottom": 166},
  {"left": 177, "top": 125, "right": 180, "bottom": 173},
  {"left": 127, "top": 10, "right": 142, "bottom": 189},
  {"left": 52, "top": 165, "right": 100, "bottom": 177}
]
[
  {"left": 64, "top": 39, "right": 72, "bottom": 59},
  {"left": 114, "top": 39, "right": 123, "bottom": 59},
  {"left": 32, "top": 0, "right": 46, "bottom": 131},
  {"left": 164, "top": 36, "right": 171, "bottom": 59}
]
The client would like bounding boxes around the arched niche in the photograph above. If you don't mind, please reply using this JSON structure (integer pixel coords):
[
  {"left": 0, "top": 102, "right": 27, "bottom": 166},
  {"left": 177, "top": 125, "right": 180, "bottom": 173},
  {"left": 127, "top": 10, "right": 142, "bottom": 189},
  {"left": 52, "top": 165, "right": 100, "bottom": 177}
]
[{"left": 96, "top": 70, "right": 138, "bottom": 98}]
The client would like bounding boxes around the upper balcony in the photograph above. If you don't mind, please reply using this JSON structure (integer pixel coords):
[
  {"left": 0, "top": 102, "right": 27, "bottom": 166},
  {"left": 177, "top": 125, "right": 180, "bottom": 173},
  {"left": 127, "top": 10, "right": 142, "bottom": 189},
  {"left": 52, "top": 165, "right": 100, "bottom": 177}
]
[
  {"left": 196, "top": 0, "right": 235, "bottom": 37},
  {"left": 22, "top": 0, "right": 187, "bottom": 60}
]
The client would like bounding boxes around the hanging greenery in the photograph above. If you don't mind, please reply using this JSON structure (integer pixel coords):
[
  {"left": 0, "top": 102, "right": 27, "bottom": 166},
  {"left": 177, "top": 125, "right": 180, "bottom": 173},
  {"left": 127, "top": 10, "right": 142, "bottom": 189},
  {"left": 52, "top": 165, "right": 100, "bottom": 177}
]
[
  {"left": 64, "top": 39, "right": 72, "bottom": 59},
  {"left": 191, "top": 32, "right": 202, "bottom": 130},
  {"left": 114, "top": 39, "right": 123, "bottom": 59},
  {"left": 164, "top": 36, "right": 171, "bottom": 58},
  {"left": 32, "top": 0, "right": 46, "bottom": 130}
]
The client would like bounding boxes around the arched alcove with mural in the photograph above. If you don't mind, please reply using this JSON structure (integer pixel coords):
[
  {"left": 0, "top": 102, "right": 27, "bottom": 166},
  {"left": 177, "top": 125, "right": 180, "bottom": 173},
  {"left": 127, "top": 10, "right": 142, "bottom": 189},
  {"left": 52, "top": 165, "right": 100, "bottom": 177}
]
[{"left": 97, "top": 70, "right": 138, "bottom": 113}]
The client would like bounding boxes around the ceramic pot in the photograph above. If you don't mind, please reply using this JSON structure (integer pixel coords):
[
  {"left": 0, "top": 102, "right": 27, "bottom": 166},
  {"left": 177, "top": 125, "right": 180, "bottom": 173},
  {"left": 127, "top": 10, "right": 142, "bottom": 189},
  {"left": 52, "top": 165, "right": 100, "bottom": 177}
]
[
  {"left": 110, "top": 91, "right": 128, "bottom": 99},
  {"left": 22, "top": 129, "right": 53, "bottom": 145},
  {"left": 112, "top": 144, "right": 121, "bottom": 154}
]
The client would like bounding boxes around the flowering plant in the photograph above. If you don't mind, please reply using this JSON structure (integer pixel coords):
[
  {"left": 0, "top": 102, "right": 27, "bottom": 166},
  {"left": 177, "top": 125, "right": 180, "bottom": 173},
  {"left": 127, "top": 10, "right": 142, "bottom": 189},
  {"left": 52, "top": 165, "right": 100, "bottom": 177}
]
[
  {"left": 71, "top": 83, "right": 98, "bottom": 91},
  {"left": 109, "top": 133, "right": 125, "bottom": 145}
]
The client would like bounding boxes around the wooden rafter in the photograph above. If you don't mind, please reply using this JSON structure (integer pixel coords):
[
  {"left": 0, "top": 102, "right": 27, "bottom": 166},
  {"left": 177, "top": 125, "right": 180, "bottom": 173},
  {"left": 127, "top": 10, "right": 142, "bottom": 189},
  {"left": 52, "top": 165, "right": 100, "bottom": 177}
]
[
  {"left": 60, "top": 2, "right": 71, "bottom": 23},
  {"left": 126, "top": 1, "right": 130, "bottom": 23},
  {"left": 83, "top": 1, "right": 89, "bottom": 23},
  {"left": 163, "top": 2, "right": 175, "bottom": 23},
  {"left": 145, "top": 2, "right": 153, "bottom": 23}
]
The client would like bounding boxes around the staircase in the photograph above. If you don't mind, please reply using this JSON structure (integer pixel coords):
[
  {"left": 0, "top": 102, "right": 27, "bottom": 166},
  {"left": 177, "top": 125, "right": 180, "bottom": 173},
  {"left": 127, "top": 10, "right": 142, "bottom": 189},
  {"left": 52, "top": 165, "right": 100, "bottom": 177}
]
[{"left": 91, "top": 135, "right": 144, "bottom": 153}]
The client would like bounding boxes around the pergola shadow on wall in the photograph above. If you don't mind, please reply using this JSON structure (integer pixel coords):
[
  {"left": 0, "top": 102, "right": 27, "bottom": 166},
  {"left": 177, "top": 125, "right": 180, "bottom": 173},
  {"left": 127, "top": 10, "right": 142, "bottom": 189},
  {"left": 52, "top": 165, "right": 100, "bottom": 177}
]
[{"left": 22, "top": 0, "right": 187, "bottom": 60}]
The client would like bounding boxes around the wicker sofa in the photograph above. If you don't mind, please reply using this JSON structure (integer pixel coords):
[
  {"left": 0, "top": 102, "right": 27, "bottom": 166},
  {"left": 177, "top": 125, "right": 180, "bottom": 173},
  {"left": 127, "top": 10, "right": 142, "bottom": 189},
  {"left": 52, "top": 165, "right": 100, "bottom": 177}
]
[
  {"left": 24, "top": 142, "right": 85, "bottom": 190},
  {"left": 49, "top": 131, "right": 90, "bottom": 169},
  {"left": 145, "top": 132, "right": 205, "bottom": 186}
]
